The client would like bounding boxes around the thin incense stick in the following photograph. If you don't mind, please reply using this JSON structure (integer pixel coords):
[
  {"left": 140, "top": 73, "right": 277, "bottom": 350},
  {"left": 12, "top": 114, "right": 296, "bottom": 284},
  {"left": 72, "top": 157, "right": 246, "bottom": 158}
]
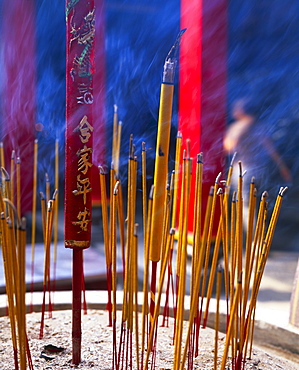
[
  {"left": 53, "top": 139, "right": 59, "bottom": 308},
  {"left": 30, "top": 139, "right": 38, "bottom": 312},
  {"left": 16, "top": 157, "right": 21, "bottom": 220},
  {"left": 99, "top": 166, "right": 112, "bottom": 326},
  {"left": 10, "top": 150, "right": 15, "bottom": 207},
  {"left": 214, "top": 267, "right": 223, "bottom": 370},
  {"left": 0, "top": 142, "right": 5, "bottom": 169}
]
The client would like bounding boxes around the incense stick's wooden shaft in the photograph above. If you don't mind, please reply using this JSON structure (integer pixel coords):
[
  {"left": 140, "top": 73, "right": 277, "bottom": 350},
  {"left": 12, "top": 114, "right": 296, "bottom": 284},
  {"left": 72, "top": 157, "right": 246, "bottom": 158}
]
[
  {"left": 30, "top": 139, "right": 38, "bottom": 311},
  {"left": 149, "top": 82, "right": 174, "bottom": 263}
]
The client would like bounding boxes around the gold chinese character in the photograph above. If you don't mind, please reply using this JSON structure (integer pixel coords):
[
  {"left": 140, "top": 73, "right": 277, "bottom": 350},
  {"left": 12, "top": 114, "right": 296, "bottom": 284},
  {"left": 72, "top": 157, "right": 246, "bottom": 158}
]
[
  {"left": 77, "top": 145, "right": 93, "bottom": 174},
  {"left": 72, "top": 174, "right": 92, "bottom": 204},
  {"left": 72, "top": 207, "right": 91, "bottom": 232},
  {"left": 75, "top": 115, "right": 94, "bottom": 143}
]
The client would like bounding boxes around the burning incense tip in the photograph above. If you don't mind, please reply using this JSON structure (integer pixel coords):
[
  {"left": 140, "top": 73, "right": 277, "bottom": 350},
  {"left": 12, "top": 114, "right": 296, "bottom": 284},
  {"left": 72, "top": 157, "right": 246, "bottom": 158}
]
[
  {"left": 215, "top": 172, "right": 222, "bottom": 184},
  {"left": 11, "top": 150, "right": 15, "bottom": 160},
  {"left": 1, "top": 167, "right": 10, "bottom": 180},
  {"left": 52, "top": 189, "right": 58, "bottom": 200},
  {"left": 197, "top": 152, "right": 203, "bottom": 164},
  {"left": 98, "top": 165, "right": 105, "bottom": 175},
  {"left": 134, "top": 223, "right": 139, "bottom": 236},
  {"left": 39, "top": 192, "right": 45, "bottom": 200},
  {"left": 217, "top": 188, "right": 223, "bottom": 196},
  {"left": 149, "top": 185, "right": 154, "bottom": 199},
  {"left": 279, "top": 186, "right": 288, "bottom": 196},
  {"left": 113, "top": 181, "right": 120, "bottom": 195},
  {"left": 262, "top": 191, "right": 268, "bottom": 199},
  {"left": 230, "top": 152, "right": 237, "bottom": 167},
  {"left": 163, "top": 29, "right": 186, "bottom": 83},
  {"left": 114, "top": 104, "right": 118, "bottom": 113}
]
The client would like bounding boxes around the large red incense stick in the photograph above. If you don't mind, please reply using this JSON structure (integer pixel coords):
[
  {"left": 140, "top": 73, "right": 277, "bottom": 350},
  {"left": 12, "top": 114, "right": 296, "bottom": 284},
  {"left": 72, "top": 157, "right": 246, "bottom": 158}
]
[{"left": 65, "top": 1, "right": 95, "bottom": 365}]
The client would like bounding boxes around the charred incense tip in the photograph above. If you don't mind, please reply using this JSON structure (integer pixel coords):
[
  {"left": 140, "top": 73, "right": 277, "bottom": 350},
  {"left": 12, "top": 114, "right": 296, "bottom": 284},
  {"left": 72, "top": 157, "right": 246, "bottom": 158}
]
[
  {"left": 110, "top": 161, "right": 115, "bottom": 171},
  {"left": 279, "top": 186, "right": 288, "bottom": 197},
  {"left": 39, "top": 192, "right": 45, "bottom": 200},
  {"left": 232, "top": 191, "right": 237, "bottom": 202},
  {"left": 238, "top": 271, "right": 243, "bottom": 284},
  {"left": 142, "top": 142, "right": 146, "bottom": 151},
  {"left": 217, "top": 188, "right": 223, "bottom": 196},
  {"left": 183, "top": 149, "right": 187, "bottom": 161},
  {"left": 114, "top": 104, "right": 118, "bottom": 113},
  {"left": 217, "top": 264, "right": 224, "bottom": 274},
  {"left": 11, "top": 150, "right": 15, "bottom": 160},
  {"left": 16, "top": 156, "right": 21, "bottom": 165},
  {"left": 1, "top": 167, "right": 10, "bottom": 181},
  {"left": 20, "top": 217, "right": 26, "bottom": 231},
  {"left": 209, "top": 186, "right": 214, "bottom": 196},
  {"left": 177, "top": 130, "right": 182, "bottom": 139},
  {"left": 0, "top": 212, "right": 4, "bottom": 220},
  {"left": 134, "top": 223, "right": 139, "bottom": 237},
  {"left": 170, "top": 227, "right": 176, "bottom": 235},
  {"left": 47, "top": 199, "right": 54, "bottom": 211},
  {"left": 45, "top": 172, "right": 49, "bottom": 182},
  {"left": 215, "top": 172, "right": 222, "bottom": 185},
  {"left": 52, "top": 189, "right": 58, "bottom": 200},
  {"left": 163, "top": 29, "right": 186, "bottom": 83},
  {"left": 238, "top": 161, "right": 243, "bottom": 176},
  {"left": 242, "top": 170, "right": 247, "bottom": 177},
  {"left": 251, "top": 176, "right": 255, "bottom": 184},
  {"left": 262, "top": 191, "right": 268, "bottom": 199},
  {"left": 230, "top": 152, "right": 237, "bottom": 167},
  {"left": 114, "top": 181, "right": 120, "bottom": 195},
  {"left": 98, "top": 165, "right": 105, "bottom": 175},
  {"left": 149, "top": 184, "right": 155, "bottom": 200},
  {"left": 197, "top": 152, "right": 203, "bottom": 164},
  {"left": 254, "top": 187, "right": 257, "bottom": 196}
]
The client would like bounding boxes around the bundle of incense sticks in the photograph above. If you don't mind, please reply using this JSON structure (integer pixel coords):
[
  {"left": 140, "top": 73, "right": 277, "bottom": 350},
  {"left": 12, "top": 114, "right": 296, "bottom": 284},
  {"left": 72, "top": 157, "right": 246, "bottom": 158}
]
[
  {"left": 96, "top": 31, "right": 287, "bottom": 370},
  {"left": 0, "top": 163, "right": 33, "bottom": 370},
  {"left": 100, "top": 125, "right": 287, "bottom": 370}
]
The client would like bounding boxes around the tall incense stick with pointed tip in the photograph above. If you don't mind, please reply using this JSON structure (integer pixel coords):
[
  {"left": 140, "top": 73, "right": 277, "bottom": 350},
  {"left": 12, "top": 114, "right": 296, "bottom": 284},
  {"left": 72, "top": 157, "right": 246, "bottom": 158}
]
[{"left": 149, "top": 30, "right": 186, "bottom": 333}]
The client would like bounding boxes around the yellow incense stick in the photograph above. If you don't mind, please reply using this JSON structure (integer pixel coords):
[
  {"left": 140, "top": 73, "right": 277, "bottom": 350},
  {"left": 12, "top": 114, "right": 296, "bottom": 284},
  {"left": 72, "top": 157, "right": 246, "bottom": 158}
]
[
  {"left": 0, "top": 212, "right": 19, "bottom": 368},
  {"left": 31, "top": 140, "right": 38, "bottom": 299},
  {"left": 149, "top": 29, "right": 186, "bottom": 262},
  {"left": 214, "top": 267, "right": 222, "bottom": 370},
  {"left": 0, "top": 142, "right": 5, "bottom": 169},
  {"left": 10, "top": 150, "right": 15, "bottom": 207},
  {"left": 171, "top": 131, "right": 182, "bottom": 230},
  {"left": 53, "top": 139, "right": 59, "bottom": 270},
  {"left": 16, "top": 157, "right": 21, "bottom": 220},
  {"left": 220, "top": 273, "right": 242, "bottom": 370},
  {"left": 141, "top": 185, "right": 154, "bottom": 364}
]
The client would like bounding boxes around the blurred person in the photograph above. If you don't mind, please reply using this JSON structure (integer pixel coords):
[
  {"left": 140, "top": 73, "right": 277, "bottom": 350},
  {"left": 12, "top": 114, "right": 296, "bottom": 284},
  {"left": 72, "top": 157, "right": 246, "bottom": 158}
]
[{"left": 223, "top": 98, "right": 297, "bottom": 250}]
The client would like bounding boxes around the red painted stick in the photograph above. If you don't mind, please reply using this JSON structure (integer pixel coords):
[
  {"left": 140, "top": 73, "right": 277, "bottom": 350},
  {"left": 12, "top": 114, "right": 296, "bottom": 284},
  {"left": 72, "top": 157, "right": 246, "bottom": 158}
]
[{"left": 65, "top": 1, "right": 95, "bottom": 365}]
